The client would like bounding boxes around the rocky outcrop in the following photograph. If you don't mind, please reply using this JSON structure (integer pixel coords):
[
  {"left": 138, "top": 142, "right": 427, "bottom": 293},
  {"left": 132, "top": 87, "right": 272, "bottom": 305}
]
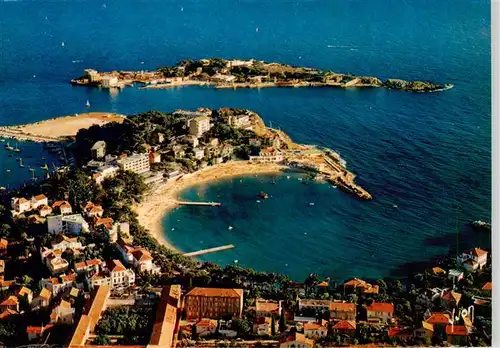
[{"left": 383, "top": 79, "right": 443, "bottom": 92}]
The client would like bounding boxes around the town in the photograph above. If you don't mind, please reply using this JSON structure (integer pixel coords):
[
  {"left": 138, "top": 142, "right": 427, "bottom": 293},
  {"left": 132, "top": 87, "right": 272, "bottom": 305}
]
[{"left": 0, "top": 107, "right": 490, "bottom": 347}]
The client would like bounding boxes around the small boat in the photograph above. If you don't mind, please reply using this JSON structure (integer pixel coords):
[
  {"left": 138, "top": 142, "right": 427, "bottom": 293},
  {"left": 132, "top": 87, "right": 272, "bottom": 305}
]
[
  {"left": 298, "top": 177, "right": 303, "bottom": 181},
  {"left": 256, "top": 200, "right": 261, "bottom": 203},
  {"left": 286, "top": 176, "right": 291, "bottom": 179},
  {"left": 332, "top": 185, "right": 337, "bottom": 188},
  {"left": 309, "top": 202, "right": 315, "bottom": 206},
  {"left": 5, "top": 142, "right": 13, "bottom": 151},
  {"left": 5, "top": 169, "right": 10, "bottom": 173},
  {"left": 0, "top": 187, "right": 5, "bottom": 190},
  {"left": 233, "top": 260, "right": 239, "bottom": 264},
  {"left": 61, "top": 41, "right": 65, "bottom": 47},
  {"left": 259, "top": 191, "right": 269, "bottom": 199},
  {"left": 41, "top": 164, "right": 49, "bottom": 171},
  {"left": 19, "top": 158, "right": 24, "bottom": 168},
  {"left": 0, "top": 139, "right": 4, "bottom": 143},
  {"left": 228, "top": 226, "right": 233, "bottom": 230},
  {"left": 86, "top": 100, "right": 91, "bottom": 108},
  {"left": 41, "top": 157, "right": 46, "bottom": 160}
]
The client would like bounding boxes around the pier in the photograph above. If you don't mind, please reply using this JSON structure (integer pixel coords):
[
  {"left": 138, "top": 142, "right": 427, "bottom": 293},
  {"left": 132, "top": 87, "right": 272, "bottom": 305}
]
[
  {"left": 175, "top": 201, "right": 221, "bottom": 206},
  {"left": 183, "top": 244, "right": 235, "bottom": 257}
]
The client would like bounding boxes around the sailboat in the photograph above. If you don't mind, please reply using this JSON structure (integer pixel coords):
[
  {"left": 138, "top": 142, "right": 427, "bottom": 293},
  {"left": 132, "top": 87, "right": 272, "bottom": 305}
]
[
  {"left": 19, "top": 158, "right": 24, "bottom": 168},
  {"left": 14, "top": 142, "right": 21, "bottom": 152},
  {"left": 5, "top": 142, "right": 13, "bottom": 151},
  {"left": 86, "top": 100, "right": 91, "bottom": 108}
]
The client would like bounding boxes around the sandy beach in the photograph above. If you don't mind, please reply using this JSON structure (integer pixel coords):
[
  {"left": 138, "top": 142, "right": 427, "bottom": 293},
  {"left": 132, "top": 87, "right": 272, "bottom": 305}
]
[
  {"left": 134, "top": 161, "right": 287, "bottom": 252},
  {"left": 0, "top": 112, "right": 126, "bottom": 140}
]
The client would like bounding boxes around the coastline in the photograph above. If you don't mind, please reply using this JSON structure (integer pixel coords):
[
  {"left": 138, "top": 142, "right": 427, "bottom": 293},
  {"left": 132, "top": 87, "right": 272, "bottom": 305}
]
[
  {"left": 0, "top": 112, "right": 126, "bottom": 142},
  {"left": 134, "top": 161, "right": 287, "bottom": 252}
]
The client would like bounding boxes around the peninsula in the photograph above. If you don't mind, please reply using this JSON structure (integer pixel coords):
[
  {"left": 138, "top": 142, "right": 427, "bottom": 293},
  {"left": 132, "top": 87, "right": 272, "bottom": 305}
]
[{"left": 70, "top": 58, "right": 453, "bottom": 92}]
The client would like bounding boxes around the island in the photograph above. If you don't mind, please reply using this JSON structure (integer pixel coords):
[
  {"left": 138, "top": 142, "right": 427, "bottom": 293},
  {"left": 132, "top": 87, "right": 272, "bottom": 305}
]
[{"left": 70, "top": 58, "right": 453, "bottom": 92}]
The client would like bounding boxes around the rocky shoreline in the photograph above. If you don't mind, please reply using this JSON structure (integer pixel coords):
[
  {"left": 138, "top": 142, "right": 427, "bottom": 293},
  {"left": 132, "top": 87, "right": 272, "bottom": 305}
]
[{"left": 70, "top": 58, "right": 452, "bottom": 93}]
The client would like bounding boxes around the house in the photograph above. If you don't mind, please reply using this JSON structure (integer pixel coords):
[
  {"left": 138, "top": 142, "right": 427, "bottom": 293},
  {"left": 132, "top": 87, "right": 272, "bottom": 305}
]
[
  {"left": 0, "top": 238, "right": 7, "bottom": 256},
  {"left": 52, "top": 201, "right": 72, "bottom": 215},
  {"left": 91, "top": 141, "right": 106, "bottom": 159},
  {"left": 425, "top": 312, "right": 451, "bottom": 334},
  {"left": 31, "top": 288, "right": 52, "bottom": 309},
  {"left": 253, "top": 316, "right": 277, "bottom": 336},
  {"left": 457, "top": 248, "right": 488, "bottom": 270},
  {"left": 47, "top": 214, "right": 89, "bottom": 235},
  {"left": 194, "top": 318, "right": 218, "bottom": 337},
  {"left": 44, "top": 252, "right": 69, "bottom": 275},
  {"left": 255, "top": 299, "right": 282, "bottom": 317},
  {"left": 83, "top": 202, "right": 104, "bottom": 218},
  {"left": 366, "top": 302, "right": 394, "bottom": 324},
  {"left": 40, "top": 276, "right": 73, "bottom": 297},
  {"left": 298, "top": 299, "right": 331, "bottom": 314},
  {"left": 440, "top": 289, "right": 462, "bottom": 309},
  {"left": 0, "top": 295, "right": 19, "bottom": 312},
  {"left": 131, "top": 248, "right": 161, "bottom": 274},
  {"left": 28, "top": 214, "right": 45, "bottom": 224},
  {"left": 387, "top": 327, "right": 412, "bottom": 342},
  {"left": 93, "top": 164, "right": 120, "bottom": 184},
  {"left": 184, "top": 287, "right": 243, "bottom": 319},
  {"left": 26, "top": 325, "right": 52, "bottom": 342},
  {"left": 0, "top": 276, "right": 16, "bottom": 290},
  {"left": 87, "top": 260, "right": 135, "bottom": 290},
  {"left": 329, "top": 302, "right": 356, "bottom": 321},
  {"left": 50, "top": 299, "right": 75, "bottom": 325},
  {"left": 11, "top": 197, "right": 31, "bottom": 214},
  {"left": 227, "top": 114, "right": 251, "bottom": 129},
  {"left": 31, "top": 194, "right": 48, "bottom": 210},
  {"left": 481, "top": 281, "right": 492, "bottom": 295},
  {"left": 74, "top": 259, "right": 102, "bottom": 274},
  {"left": 344, "top": 278, "right": 380, "bottom": 294},
  {"left": 94, "top": 217, "right": 114, "bottom": 230},
  {"left": 249, "top": 147, "right": 284, "bottom": 162},
  {"left": 280, "top": 332, "right": 314, "bottom": 348},
  {"left": 51, "top": 234, "right": 82, "bottom": 251},
  {"left": 448, "top": 269, "right": 464, "bottom": 283},
  {"left": 446, "top": 325, "right": 469, "bottom": 346},
  {"left": 38, "top": 204, "right": 53, "bottom": 217},
  {"left": 332, "top": 320, "right": 356, "bottom": 337},
  {"left": 303, "top": 322, "right": 328, "bottom": 339},
  {"left": 414, "top": 321, "right": 434, "bottom": 339},
  {"left": 17, "top": 286, "right": 33, "bottom": 304},
  {"left": 193, "top": 147, "right": 205, "bottom": 160}
]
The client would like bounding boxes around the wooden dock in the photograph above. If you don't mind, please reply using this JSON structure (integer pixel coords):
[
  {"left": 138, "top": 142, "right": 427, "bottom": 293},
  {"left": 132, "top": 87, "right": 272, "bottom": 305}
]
[
  {"left": 183, "top": 244, "right": 235, "bottom": 257},
  {"left": 175, "top": 201, "right": 221, "bottom": 206}
]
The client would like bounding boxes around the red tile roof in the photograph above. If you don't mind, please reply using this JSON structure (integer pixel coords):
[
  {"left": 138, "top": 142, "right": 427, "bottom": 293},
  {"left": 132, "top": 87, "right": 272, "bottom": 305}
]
[
  {"left": 106, "top": 259, "right": 126, "bottom": 273},
  {"left": 330, "top": 302, "right": 356, "bottom": 312},
  {"left": 304, "top": 322, "right": 327, "bottom": 331},
  {"left": 426, "top": 312, "right": 451, "bottom": 325},
  {"left": 366, "top": 302, "right": 394, "bottom": 313},
  {"left": 441, "top": 290, "right": 462, "bottom": 303},
  {"left": 482, "top": 282, "right": 492, "bottom": 291},
  {"left": 26, "top": 326, "right": 44, "bottom": 334},
  {"left": 33, "top": 194, "right": 47, "bottom": 201},
  {"left": 333, "top": 320, "right": 356, "bottom": 331},
  {"left": 186, "top": 287, "right": 243, "bottom": 298},
  {"left": 464, "top": 248, "right": 488, "bottom": 257},
  {"left": 446, "top": 324, "right": 468, "bottom": 336},
  {"left": 0, "top": 295, "right": 19, "bottom": 306},
  {"left": 132, "top": 249, "right": 153, "bottom": 262}
]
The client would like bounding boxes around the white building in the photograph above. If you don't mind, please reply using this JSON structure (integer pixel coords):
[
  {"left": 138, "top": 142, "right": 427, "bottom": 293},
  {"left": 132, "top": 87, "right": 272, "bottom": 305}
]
[
  {"left": 457, "top": 248, "right": 488, "bottom": 271},
  {"left": 117, "top": 153, "right": 150, "bottom": 174},
  {"left": 52, "top": 201, "right": 73, "bottom": 215},
  {"left": 11, "top": 197, "right": 31, "bottom": 214},
  {"left": 87, "top": 259, "right": 135, "bottom": 290},
  {"left": 193, "top": 148, "right": 205, "bottom": 160},
  {"left": 93, "top": 165, "right": 120, "bottom": 184},
  {"left": 47, "top": 214, "right": 89, "bottom": 235},
  {"left": 91, "top": 141, "right": 106, "bottom": 159},
  {"left": 31, "top": 194, "right": 48, "bottom": 210},
  {"left": 115, "top": 239, "right": 160, "bottom": 274},
  {"left": 51, "top": 234, "right": 82, "bottom": 252},
  {"left": 228, "top": 114, "right": 251, "bottom": 129},
  {"left": 188, "top": 116, "right": 212, "bottom": 138},
  {"left": 249, "top": 147, "right": 284, "bottom": 162},
  {"left": 50, "top": 300, "right": 75, "bottom": 325}
]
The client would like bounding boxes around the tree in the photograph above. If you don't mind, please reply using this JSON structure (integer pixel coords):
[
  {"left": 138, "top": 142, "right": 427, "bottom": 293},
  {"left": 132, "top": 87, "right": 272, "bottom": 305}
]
[
  {"left": 279, "top": 309, "right": 286, "bottom": 333},
  {"left": 93, "top": 334, "right": 111, "bottom": 345},
  {"left": 271, "top": 315, "right": 276, "bottom": 336}
]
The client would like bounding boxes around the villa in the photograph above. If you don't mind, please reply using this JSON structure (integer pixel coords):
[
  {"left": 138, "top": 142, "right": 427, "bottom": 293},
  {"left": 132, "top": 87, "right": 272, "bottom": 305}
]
[
  {"left": 366, "top": 302, "right": 394, "bottom": 324},
  {"left": 457, "top": 248, "right": 488, "bottom": 271}
]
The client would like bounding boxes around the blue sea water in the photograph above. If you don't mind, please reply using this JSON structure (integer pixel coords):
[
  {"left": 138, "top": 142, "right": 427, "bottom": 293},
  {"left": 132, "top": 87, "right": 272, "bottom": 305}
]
[{"left": 0, "top": 0, "right": 491, "bottom": 280}]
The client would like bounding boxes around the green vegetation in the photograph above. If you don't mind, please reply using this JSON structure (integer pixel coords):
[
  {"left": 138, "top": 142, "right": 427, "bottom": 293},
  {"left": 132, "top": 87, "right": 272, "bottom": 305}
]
[{"left": 95, "top": 306, "right": 155, "bottom": 344}]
